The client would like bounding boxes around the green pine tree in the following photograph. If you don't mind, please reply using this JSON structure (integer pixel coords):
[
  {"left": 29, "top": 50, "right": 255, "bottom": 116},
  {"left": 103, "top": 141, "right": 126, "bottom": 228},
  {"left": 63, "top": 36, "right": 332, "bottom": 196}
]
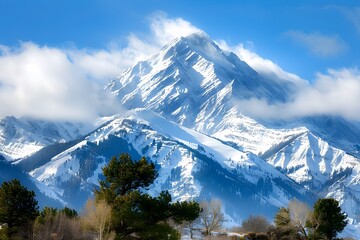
[
  {"left": 96, "top": 153, "right": 200, "bottom": 240},
  {"left": 96, "top": 153, "right": 158, "bottom": 203},
  {"left": 0, "top": 179, "right": 39, "bottom": 239},
  {"left": 309, "top": 198, "right": 347, "bottom": 240}
]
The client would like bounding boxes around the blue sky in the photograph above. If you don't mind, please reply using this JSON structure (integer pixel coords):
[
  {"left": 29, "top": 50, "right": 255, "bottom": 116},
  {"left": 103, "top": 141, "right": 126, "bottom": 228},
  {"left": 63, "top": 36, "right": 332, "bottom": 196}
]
[
  {"left": 0, "top": 1, "right": 360, "bottom": 121},
  {"left": 1, "top": 0, "right": 359, "bottom": 80}
]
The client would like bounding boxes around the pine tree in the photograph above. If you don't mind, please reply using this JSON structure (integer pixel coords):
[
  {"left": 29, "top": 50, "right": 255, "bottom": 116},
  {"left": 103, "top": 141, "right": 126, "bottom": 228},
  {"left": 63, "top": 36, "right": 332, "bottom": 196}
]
[
  {"left": 96, "top": 153, "right": 200, "bottom": 240},
  {"left": 59, "top": 207, "right": 78, "bottom": 218},
  {"left": 310, "top": 198, "right": 347, "bottom": 240},
  {"left": 0, "top": 179, "right": 39, "bottom": 239},
  {"left": 96, "top": 153, "right": 158, "bottom": 203}
]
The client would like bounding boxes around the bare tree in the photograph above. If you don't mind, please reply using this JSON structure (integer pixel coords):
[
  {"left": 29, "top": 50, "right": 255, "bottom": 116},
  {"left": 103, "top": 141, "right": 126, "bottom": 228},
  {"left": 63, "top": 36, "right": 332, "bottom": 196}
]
[
  {"left": 170, "top": 218, "right": 199, "bottom": 240},
  {"left": 241, "top": 215, "right": 270, "bottom": 233},
  {"left": 306, "top": 210, "right": 322, "bottom": 239},
  {"left": 186, "top": 219, "right": 199, "bottom": 239},
  {"left": 288, "top": 199, "right": 311, "bottom": 239},
  {"left": 81, "top": 199, "right": 115, "bottom": 240},
  {"left": 33, "top": 210, "right": 83, "bottom": 240},
  {"left": 200, "top": 199, "right": 224, "bottom": 235}
]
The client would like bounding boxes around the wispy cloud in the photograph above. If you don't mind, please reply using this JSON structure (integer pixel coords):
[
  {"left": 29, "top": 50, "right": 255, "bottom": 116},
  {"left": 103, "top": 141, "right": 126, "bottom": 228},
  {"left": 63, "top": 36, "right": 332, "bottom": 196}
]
[
  {"left": 235, "top": 68, "right": 360, "bottom": 121},
  {"left": 285, "top": 30, "right": 347, "bottom": 57},
  {"left": 67, "top": 12, "right": 202, "bottom": 81},
  {"left": 333, "top": 6, "right": 360, "bottom": 35},
  {"left": 217, "top": 40, "right": 306, "bottom": 86},
  {"left": 149, "top": 12, "right": 201, "bottom": 46}
]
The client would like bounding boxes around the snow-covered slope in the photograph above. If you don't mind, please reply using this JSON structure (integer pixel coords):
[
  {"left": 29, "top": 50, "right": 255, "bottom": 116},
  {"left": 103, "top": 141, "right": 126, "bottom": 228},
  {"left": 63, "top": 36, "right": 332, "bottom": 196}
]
[
  {"left": 267, "top": 131, "right": 360, "bottom": 220},
  {"left": 29, "top": 109, "right": 314, "bottom": 219},
  {"left": 0, "top": 116, "right": 90, "bottom": 161},
  {"left": 303, "top": 116, "right": 360, "bottom": 159}
]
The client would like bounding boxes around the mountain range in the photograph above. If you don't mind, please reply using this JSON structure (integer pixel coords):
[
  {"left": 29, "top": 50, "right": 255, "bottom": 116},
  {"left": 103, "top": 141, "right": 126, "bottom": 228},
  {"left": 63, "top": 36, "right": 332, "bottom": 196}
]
[{"left": 1, "top": 32, "right": 360, "bottom": 237}]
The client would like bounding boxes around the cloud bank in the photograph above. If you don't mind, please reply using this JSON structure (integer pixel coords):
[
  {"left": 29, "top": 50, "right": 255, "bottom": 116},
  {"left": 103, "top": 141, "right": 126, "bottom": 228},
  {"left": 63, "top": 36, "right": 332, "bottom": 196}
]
[
  {"left": 236, "top": 68, "right": 360, "bottom": 121},
  {"left": 0, "top": 13, "right": 200, "bottom": 122},
  {"left": 0, "top": 13, "right": 359, "bottom": 122},
  {"left": 0, "top": 43, "right": 118, "bottom": 121}
]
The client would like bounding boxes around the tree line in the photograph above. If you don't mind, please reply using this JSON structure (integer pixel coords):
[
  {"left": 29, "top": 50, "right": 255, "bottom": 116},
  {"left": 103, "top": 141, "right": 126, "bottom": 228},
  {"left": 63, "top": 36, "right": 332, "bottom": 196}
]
[
  {"left": 0, "top": 153, "right": 201, "bottom": 239},
  {"left": 227, "top": 198, "right": 348, "bottom": 240},
  {"left": 0, "top": 153, "right": 350, "bottom": 240}
]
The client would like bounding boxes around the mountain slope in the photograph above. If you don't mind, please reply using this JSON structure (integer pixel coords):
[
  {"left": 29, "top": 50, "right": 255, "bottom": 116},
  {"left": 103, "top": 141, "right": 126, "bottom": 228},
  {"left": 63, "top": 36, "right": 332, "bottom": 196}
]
[
  {"left": 29, "top": 109, "right": 315, "bottom": 219},
  {"left": 0, "top": 156, "right": 64, "bottom": 209},
  {"left": 0, "top": 116, "right": 90, "bottom": 161},
  {"left": 267, "top": 131, "right": 360, "bottom": 219}
]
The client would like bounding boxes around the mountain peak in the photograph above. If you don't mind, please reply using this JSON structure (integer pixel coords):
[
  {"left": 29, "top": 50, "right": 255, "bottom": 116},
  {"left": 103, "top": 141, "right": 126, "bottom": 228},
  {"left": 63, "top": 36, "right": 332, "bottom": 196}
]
[
  {"left": 158, "top": 31, "right": 230, "bottom": 68},
  {"left": 180, "top": 31, "right": 213, "bottom": 45}
]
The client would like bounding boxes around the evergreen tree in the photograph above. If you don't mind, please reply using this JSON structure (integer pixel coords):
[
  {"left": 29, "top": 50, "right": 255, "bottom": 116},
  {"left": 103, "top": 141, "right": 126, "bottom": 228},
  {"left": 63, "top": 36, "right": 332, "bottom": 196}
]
[
  {"left": 96, "top": 153, "right": 200, "bottom": 240},
  {"left": 0, "top": 179, "right": 39, "bottom": 239},
  {"left": 96, "top": 153, "right": 158, "bottom": 203},
  {"left": 59, "top": 207, "right": 78, "bottom": 218},
  {"left": 171, "top": 200, "right": 201, "bottom": 224},
  {"left": 310, "top": 198, "right": 347, "bottom": 240},
  {"left": 35, "top": 206, "right": 57, "bottom": 224}
]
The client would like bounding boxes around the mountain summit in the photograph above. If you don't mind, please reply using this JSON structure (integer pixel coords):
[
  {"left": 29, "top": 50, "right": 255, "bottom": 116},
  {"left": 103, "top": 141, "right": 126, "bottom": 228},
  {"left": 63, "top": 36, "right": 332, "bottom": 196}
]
[{"left": 106, "top": 32, "right": 296, "bottom": 128}]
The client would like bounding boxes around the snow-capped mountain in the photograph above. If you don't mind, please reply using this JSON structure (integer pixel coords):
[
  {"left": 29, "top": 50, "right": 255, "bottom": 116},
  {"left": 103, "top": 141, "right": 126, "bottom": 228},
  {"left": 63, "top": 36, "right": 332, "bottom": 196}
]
[
  {"left": 105, "top": 32, "right": 297, "bottom": 132},
  {"left": 0, "top": 116, "right": 90, "bottom": 161},
  {"left": 2, "top": 32, "right": 360, "bottom": 236},
  {"left": 268, "top": 130, "right": 360, "bottom": 210}
]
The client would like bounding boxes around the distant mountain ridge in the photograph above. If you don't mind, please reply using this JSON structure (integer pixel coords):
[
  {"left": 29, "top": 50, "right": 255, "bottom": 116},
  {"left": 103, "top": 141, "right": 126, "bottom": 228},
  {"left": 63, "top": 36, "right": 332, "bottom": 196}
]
[
  {"left": 0, "top": 116, "right": 89, "bottom": 161},
  {"left": 27, "top": 109, "right": 315, "bottom": 216},
  {"left": 1, "top": 32, "right": 360, "bottom": 237}
]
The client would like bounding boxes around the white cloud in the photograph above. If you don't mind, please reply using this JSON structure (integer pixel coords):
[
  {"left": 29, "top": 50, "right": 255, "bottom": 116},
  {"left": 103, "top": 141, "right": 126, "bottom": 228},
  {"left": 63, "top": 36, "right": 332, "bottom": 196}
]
[
  {"left": 217, "top": 40, "right": 306, "bottom": 86},
  {"left": 0, "top": 43, "right": 119, "bottom": 121},
  {"left": 217, "top": 37, "right": 360, "bottom": 121},
  {"left": 149, "top": 12, "right": 201, "bottom": 46},
  {"left": 0, "top": 13, "right": 358, "bottom": 123},
  {"left": 236, "top": 68, "right": 360, "bottom": 121},
  {"left": 66, "top": 34, "right": 159, "bottom": 81},
  {"left": 285, "top": 30, "right": 347, "bottom": 57},
  {"left": 0, "top": 13, "right": 201, "bottom": 122},
  {"left": 63, "top": 12, "right": 201, "bottom": 82}
]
